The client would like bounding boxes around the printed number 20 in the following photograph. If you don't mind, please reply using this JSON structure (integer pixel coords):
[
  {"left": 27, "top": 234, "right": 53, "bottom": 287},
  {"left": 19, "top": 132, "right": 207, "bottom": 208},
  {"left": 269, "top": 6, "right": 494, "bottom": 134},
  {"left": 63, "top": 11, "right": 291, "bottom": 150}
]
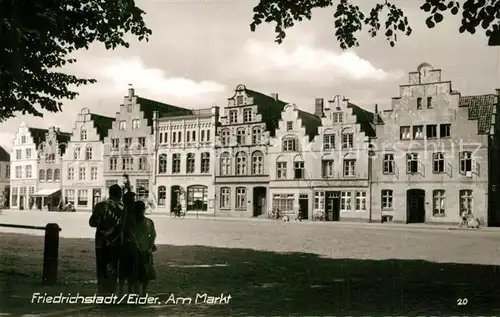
[{"left": 457, "top": 298, "right": 468, "bottom": 306}]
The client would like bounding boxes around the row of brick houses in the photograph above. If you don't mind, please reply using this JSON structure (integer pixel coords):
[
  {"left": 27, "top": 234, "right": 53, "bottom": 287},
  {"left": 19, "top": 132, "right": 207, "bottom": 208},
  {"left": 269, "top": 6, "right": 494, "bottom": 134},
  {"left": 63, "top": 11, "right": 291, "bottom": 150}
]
[{"left": 5, "top": 63, "right": 500, "bottom": 226}]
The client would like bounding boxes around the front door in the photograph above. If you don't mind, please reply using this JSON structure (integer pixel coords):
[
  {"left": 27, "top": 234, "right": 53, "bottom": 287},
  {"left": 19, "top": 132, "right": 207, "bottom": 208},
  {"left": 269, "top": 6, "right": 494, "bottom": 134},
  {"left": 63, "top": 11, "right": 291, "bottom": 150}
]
[
  {"left": 325, "top": 191, "right": 340, "bottom": 221},
  {"left": 253, "top": 187, "right": 267, "bottom": 217},
  {"left": 19, "top": 195, "right": 25, "bottom": 210},
  {"left": 407, "top": 189, "right": 426, "bottom": 223},
  {"left": 171, "top": 186, "right": 180, "bottom": 212},
  {"left": 92, "top": 189, "right": 101, "bottom": 208},
  {"left": 299, "top": 197, "right": 309, "bottom": 220}
]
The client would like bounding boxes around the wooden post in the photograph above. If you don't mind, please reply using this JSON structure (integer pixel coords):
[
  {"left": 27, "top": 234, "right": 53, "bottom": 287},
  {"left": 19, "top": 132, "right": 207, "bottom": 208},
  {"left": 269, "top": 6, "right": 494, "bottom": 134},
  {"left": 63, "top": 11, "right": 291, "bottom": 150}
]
[{"left": 42, "top": 223, "right": 60, "bottom": 285}]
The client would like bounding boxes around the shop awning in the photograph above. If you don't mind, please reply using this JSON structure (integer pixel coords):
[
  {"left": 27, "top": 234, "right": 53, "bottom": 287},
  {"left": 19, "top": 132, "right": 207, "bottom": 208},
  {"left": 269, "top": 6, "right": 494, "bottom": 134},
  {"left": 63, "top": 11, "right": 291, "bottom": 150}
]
[{"left": 32, "top": 188, "right": 60, "bottom": 197}]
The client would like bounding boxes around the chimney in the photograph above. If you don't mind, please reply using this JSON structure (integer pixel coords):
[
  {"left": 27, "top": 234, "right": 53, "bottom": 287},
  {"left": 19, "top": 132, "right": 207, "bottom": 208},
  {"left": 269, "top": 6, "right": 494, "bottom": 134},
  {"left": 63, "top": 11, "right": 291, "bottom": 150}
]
[
  {"left": 314, "top": 98, "right": 324, "bottom": 117},
  {"left": 128, "top": 84, "right": 134, "bottom": 98},
  {"left": 374, "top": 104, "right": 378, "bottom": 113},
  {"left": 270, "top": 93, "right": 279, "bottom": 101}
]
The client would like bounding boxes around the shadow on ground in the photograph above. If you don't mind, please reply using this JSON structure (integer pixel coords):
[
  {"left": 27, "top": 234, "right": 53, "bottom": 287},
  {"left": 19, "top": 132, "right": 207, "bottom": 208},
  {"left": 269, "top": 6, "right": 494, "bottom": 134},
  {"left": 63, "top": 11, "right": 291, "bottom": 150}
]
[{"left": 0, "top": 233, "right": 498, "bottom": 316}]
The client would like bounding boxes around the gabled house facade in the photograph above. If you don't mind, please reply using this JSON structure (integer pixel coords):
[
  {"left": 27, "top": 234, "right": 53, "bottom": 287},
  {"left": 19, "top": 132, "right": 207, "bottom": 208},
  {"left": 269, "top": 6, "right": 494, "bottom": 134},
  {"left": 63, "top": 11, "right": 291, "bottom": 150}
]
[
  {"left": 152, "top": 107, "right": 219, "bottom": 214},
  {"left": 62, "top": 108, "right": 114, "bottom": 210},
  {"left": 0, "top": 146, "right": 10, "bottom": 207},
  {"left": 214, "top": 84, "right": 287, "bottom": 217},
  {"left": 371, "top": 63, "right": 493, "bottom": 225}
]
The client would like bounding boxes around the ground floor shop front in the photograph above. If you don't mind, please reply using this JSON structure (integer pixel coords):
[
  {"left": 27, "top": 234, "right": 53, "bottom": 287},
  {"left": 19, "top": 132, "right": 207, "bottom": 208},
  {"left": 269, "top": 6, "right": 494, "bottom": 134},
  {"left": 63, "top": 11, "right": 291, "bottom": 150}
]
[
  {"left": 154, "top": 177, "right": 214, "bottom": 214},
  {"left": 9, "top": 181, "right": 36, "bottom": 210},
  {"left": 214, "top": 183, "right": 268, "bottom": 217},
  {"left": 62, "top": 187, "right": 104, "bottom": 211}
]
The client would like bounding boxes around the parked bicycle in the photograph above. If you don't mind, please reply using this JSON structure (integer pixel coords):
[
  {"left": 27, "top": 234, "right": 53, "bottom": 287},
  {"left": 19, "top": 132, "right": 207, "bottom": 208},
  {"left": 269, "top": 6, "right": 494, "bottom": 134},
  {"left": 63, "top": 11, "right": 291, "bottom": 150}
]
[
  {"left": 459, "top": 211, "right": 480, "bottom": 228},
  {"left": 312, "top": 211, "right": 325, "bottom": 221},
  {"left": 268, "top": 208, "right": 283, "bottom": 220}
]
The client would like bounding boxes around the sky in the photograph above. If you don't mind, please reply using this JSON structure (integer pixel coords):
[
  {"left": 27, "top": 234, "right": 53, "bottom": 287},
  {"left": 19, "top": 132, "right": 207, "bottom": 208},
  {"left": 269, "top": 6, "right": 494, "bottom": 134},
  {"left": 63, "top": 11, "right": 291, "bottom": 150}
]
[{"left": 0, "top": 0, "right": 499, "bottom": 151}]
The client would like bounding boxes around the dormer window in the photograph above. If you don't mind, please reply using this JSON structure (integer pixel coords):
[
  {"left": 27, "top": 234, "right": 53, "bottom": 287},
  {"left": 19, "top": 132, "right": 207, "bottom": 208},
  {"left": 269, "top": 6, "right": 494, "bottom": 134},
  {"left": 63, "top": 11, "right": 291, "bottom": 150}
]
[
  {"left": 333, "top": 112, "right": 343, "bottom": 123},
  {"left": 236, "top": 95, "right": 244, "bottom": 106},
  {"left": 229, "top": 110, "right": 237, "bottom": 124}
]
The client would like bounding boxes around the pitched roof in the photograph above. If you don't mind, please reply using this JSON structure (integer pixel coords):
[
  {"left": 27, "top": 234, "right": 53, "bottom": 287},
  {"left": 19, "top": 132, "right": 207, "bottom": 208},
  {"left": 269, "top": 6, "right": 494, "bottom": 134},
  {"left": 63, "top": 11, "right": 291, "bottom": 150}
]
[
  {"left": 0, "top": 146, "right": 9, "bottom": 162},
  {"left": 459, "top": 94, "right": 496, "bottom": 134},
  {"left": 347, "top": 103, "right": 377, "bottom": 137},
  {"left": 28, "top": 127, "right": 49, "bottom": 147},
  {"left": 90, "top": 113, "right": 115, "bottom": 141},
  {"left": 136, "top": 97, "right": 192, "bottom": 129},
  {"left": 246, "top": 90, "right": 288, "bottom": 137},
  {"left": 297, "top": 110, "right": 322, "bottom": 141}
]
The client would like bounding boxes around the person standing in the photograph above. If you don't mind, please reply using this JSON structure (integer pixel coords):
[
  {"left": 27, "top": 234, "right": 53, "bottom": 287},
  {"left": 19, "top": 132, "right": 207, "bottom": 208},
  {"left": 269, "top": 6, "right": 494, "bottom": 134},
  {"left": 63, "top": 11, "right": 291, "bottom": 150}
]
[
  {"left": 89, "top": 184, "right": 124, "bottom": 295},
  {"left": 133, "top": 200, "right": 156, "bottom": 296}
]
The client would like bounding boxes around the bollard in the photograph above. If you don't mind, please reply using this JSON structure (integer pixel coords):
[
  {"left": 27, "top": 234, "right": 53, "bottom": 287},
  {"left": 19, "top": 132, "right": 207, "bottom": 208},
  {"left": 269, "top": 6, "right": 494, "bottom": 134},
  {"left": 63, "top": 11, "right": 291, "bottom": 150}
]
[{"left": 42, "top": 223, "right": 60, "bottom": 285}]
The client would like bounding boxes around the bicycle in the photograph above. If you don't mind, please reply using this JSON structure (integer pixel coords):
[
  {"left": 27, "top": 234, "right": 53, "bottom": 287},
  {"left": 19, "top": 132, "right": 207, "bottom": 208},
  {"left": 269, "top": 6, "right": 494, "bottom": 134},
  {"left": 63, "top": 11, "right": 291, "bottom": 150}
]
[
  {"left": 170, "top": 209, "right": 186, "bottom": 219},
  {"left": 312, "top": 211, "right": 325, "bottom": 221}
]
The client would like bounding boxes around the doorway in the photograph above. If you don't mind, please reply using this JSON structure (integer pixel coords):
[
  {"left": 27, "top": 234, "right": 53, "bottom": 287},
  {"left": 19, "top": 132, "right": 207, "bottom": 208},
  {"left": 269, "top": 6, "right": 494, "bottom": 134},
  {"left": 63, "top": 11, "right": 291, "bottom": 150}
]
[
  {"left": 19, "top": 195, "right": 25, "bottom": 210},
  {"left": 92, "top": 189, "right": 101, "bottom": 208},
  {"left": 252, "top": 187, "right": 267, "bottom": 217},
  {"left": 325, "top": 191, "right": 340, "bottom": 221},
  {"left": 298, "top": 194, "right": 309, "bottom": 220},
  {"left": 406, "top": 189, "right": 426, "bottom": 223},
  {"left": 170, "top": 185, "right": 181, "bottom": 212}
]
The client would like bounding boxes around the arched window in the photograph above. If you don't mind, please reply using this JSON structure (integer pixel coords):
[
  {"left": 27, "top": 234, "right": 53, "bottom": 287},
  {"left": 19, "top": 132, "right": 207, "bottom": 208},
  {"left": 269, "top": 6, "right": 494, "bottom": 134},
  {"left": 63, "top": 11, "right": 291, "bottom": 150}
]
[
  {"left": 221, "top": 129, "right": 230, "bottom": 146},
  {"left": 46, "top": 169, "right": 53, "bottom": 181},
  {"left": 252, "top": 126, "right": 262, "bottom": 145},
  {"left": 236, "top": 128, "right": 246, "bottom": 145},
  {"left": 39, "top": 169, "right": 45, "bottom": 181},
  {"left": 158, "top": 186, "right": 166, "bottom": 206},
  {"left": 342, "top": 127, "right": 354, "bottom": 149},
  {"left": 54, "top": 169, "right": 61, "bottom": 181},
  {"left": 252, "top": 151, "right": 264, "bottom": 175},
  {"left": 282, "top": 136, "right": 297, "bottom": 152},
  {"left": 220, "top": 152, "right": 231, "bottom": 176},
  {"left": 187, "top": 185, "right": 208, "bottom": 211},
  {"left": 235, "top": 152, "right": 247, "bottom": 175},
  {"left": 343, "top": 153, "right": 356, "bottom": 177},
  {"left": 85, "top": 145, "right": 93, "bottom": 160},
  {"left": 159, "top": 154, "right": 167, "bottom": 174},
  {"left": 293, "top": 154, "right": 304, "bottom": 179}
]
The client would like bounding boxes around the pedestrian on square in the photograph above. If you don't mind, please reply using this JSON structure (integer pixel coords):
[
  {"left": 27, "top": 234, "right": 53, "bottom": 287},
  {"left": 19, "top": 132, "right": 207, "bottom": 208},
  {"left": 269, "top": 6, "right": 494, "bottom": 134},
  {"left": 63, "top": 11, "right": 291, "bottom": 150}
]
[{"left": 89, "top": 184, "right": 124, "bottom": 295}]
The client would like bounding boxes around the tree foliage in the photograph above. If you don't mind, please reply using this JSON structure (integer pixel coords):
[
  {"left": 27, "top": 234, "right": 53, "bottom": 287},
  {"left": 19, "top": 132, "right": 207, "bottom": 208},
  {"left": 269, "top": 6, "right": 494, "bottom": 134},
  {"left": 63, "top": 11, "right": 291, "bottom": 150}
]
[
  {"left": 250, "top": 0, "right": 500, "bottom": 48},
  {"left": 0, "top": 0, "right": 152, "bottom": 122}
]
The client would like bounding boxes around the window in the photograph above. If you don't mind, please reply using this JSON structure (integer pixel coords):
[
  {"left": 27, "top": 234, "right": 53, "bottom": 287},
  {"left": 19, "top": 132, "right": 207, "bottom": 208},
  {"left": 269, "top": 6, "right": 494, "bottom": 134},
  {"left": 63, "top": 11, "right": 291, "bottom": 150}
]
[
  {"left": 187, "top": 185, "right": 208, "bottom": 211},
  {"left": 138, "top": 157, "right": 146, "bottom": 170},
  {"left": 355, "top": 191, "right": 367, "bottom": 211},
  {"left": 322, "top": 160, "right": 334, "bottom": 177},
  {"left": 413, "top": 125, "right": 424, "bottom": 139},
  {"left": 427, "top": 96, "right": 433, "bottom": 108},
  {"left": 459, "top": 190, "right": 473, "bottom": 215},
  {"left": 229, "top": 110, "right": 237, "bottom": 124},
  {"left": 220, "top": 188, "right": 230, "bottom": 208},
  {"left": 381, "top": 190, "right": 393, "bottom": 209},
  {"left": 206, "top": 130, "right": 210, "bottom": 142},
  {"left": 105, "top": 180, "right": 118, "bottom": 189},
  {"left": 25, "top": 149, "right": 31, "bottom": 159},
  {"left": 282, "top": 138, "right": 296, "bottom": 152},
  {"left": 272, "top": 194, "right": 294, "bottom": 213},
  {"left": 252, "top": 127, "right": 262, "bottom": 145},
  {"left": 236, "top": 152, "right": 247, "bottom": 175},
  {"left": 122, "top": 157, "right": 133, "bottom": 171},
  {"left": 45, "top": 153, "right": 55, "bottom": 163},
  {"left": 433, "top": 152, "right": 445, "bottom": 173},
  {"left": 138, "top": 137, "right": 146, "bottom": 148},
  {"left": 172, "top": 131, "right": 177, "bottom": 143},
  {"left": 426, "top": 125, "right": 437, "bottom": 139},
  {"left": 111, "top": 138, "right": 119, "bottom": 149},
  {"left": 294, "top": 161, "right": 304, "bottom": 179},
  {"left": 172, "top": 154, "right": 181, "bottom": 173},
  {"left": 191, "top": 131, "right": 196, "bottom": 142},
  {"left": 186, "top": 153, "right": 195, "bottom": 173},
  {"left": 109, "top": 157, "right": 117, "bottom": 171},
  {"left": 400, "top": 126, "right": 411, "bottom": 140},
  {"left": 73, "top": 147, "right": 80, "bottom": 160},
  {"left": 29, "top": 186, "right": 34, "bottom": 197},
  {"left": 221, "top": 130, "right": 230, "bottom": 146},
  {"left": 236, "top": 95, "right": 243, "bottom": 106},
  {"left": 440, "top": 123, "right": 451, "bottom": 138},
  {"left": 78, "top": 189, "right": 88, "bottom": 207},
  {"left": 21, "top": 135, "right": 26, "bottom": 144},
  {"left": 417, "top": 97, "right": 422, "bottom": 109},
  {"left": 314, "top": 191, "right": 325, "bottom": 210},
  {"left": 24, "top": 165, "right": 31, "bottom": 178},
  {"left": 127, "top": 103, "right": 133, "bottom": 112},
  {"left": 459, "top": 151, "right": 472, "bottom": 174},
  {"left": 67, "top": 166, "right": 74, "bottom": 180},
  {"left": 5, "top": 165, "right": 10, "bottom": 178},
  {"left": 159, "top": 154, "right": 167, "bottom": 174},
  {"left": 340, "top": 191, "right": 352, "bottom": 211},
  {"left": 251, "top": 151, "right": 264, "bottom": 175},
  {"left": 220, "top": 153, "right": 231, "bottom": 176},
  {"left": 16, "top": 150, "right": 21, "bottom": 160},
  {"left": 178, "top": 131, "right": 182, "bottom": 143},
  {"left": 342, "top": 133, "right": 354, "bottom": 149},
  {"left": 159, "top": 133, "right": 164, "bottom": 144},
  {"left": 201, "top": 130, "right": 205, "bottom": 142},
  {"left": 323, "top": 134, "right": 335, "bottom": 150},
  {"left": 383, "top": 154, "right": 394, "bottom": 174},
  {"left": 79, "top": 167, "right": 86, "bottom": 180},
  {"left": 186, "top": 131, "right": 191, "bottom": 143},
  {"left": 406, "top": 153, "right": 419, "bottom": 174},
  {"left": 136, "top": 179, "right": 150, "bottom": 200},
  {"left": 333, "top": 112, "right": 343, "bottom": 123},
  {"left": 46, "top": 169, "right": 53, "bottom": 181},
  {"left": 243, "top": 108, "right": 253, "bottom": 122},
  {"left": 236, "top": 187, "right": 246, "bottom": 209},
  {"left": 80, "top": 129, "right": 87, "bottom": 140},
  {"left": 119, "top": 121, "right": 126, "bottom": 130},
  {"left": 39, "top": 169, "right": 45, "bottom": 181},
  {"left": 85, "top": 146, "right": 92, "bottom": 160},
  {"left": 286, "top": 121, "right": 293, "bottom": 131},
  {"left": 343, "top": 159, "right": 356, "bottom": 177},
  {"left": 276, "top": 162, "right": 287, "bottom": 179},
  {"left": 236, "top": 128, "right": 246, "bottom": 145},
  {"left": 54, "top": 169, "right": 60, "bottom": 181},
  {"left": 91, "top": 166, "right": 98, "bottom": 180},
  {"left": 132, "top": 119, "right": 140, "bottom": 130},
  {"left": 433, "top": 190, "right": 445, "bottom": 216},
  {"left": 201, "top": 153, "right": 210, "bottom": 173},
  {"left": 158, "top": 186, "right": 166, "bottom": 206},
  {"left": 124, "top": 138, "right": 132, "bottom": 149}
]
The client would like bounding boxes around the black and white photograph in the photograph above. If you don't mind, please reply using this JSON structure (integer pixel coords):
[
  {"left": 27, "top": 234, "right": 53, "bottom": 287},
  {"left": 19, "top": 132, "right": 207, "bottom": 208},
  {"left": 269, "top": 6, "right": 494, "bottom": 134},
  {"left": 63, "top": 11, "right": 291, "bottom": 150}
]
[{"left": 0, "top": 0, "right": 499, "bottom": 315}]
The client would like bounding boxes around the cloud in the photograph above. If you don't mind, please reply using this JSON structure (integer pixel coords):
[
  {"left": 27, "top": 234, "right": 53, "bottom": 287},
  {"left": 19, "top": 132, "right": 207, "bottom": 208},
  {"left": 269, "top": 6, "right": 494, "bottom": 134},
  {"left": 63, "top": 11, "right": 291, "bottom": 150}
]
[{"left": 240, "top": 40, "right": 403, "bottom": 82}]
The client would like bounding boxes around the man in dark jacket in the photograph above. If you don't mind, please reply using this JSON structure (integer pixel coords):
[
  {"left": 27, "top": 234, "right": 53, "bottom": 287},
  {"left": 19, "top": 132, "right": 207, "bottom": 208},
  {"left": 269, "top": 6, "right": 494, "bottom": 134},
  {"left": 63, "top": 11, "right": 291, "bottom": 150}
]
[{"left": 89, "top": 184, "right": 124, "bottom": 295}]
